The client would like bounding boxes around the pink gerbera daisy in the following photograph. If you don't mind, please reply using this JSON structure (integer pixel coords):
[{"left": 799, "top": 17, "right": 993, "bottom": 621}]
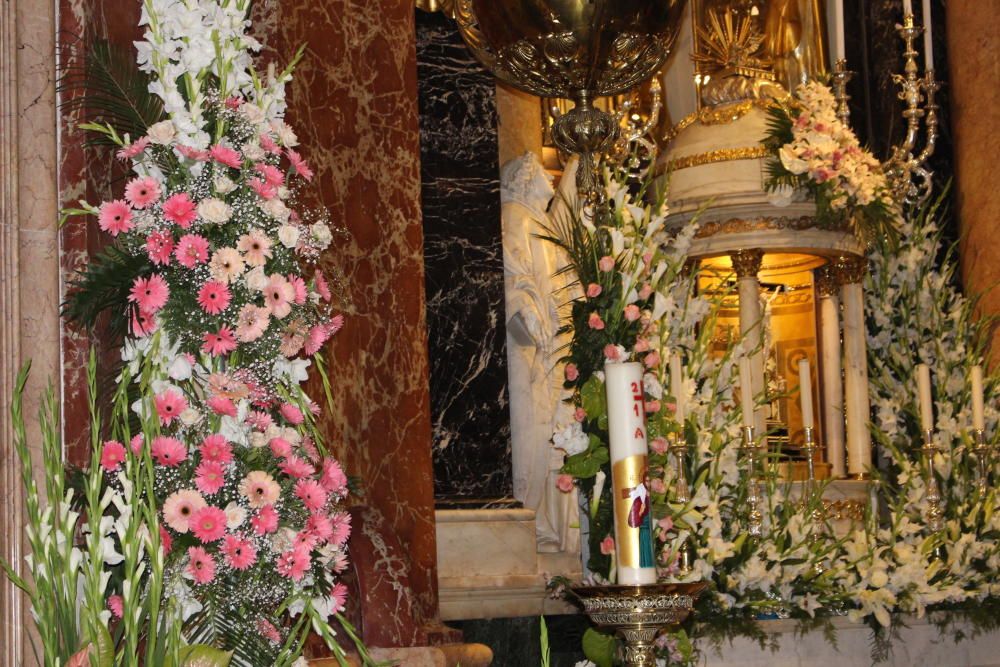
[
  {"left": 320, "top": 458, "right": 348, "bottom": 495},
  {"left": 276, "top": 546, "right": 311, "bottom": 581},
  {"left": 197, "top": 281, "right": 232, "bottom": 315},
  {"left": 199, "top": 434, "right": 233, "bottom": 464},
  {"left": 186, "top": 546, "right": 216, "bottom": 584},
  {"left": 131, "top": 308, "right": 158, "bottom": 337},
  {"left": 116, "top": 136, "right": 149, "bottom": 160},
  {"left": 251, "top": 504, "right": 279, "bottom": 535},
  {"left": 130, "top": 433, "right": 144, "bottom": 455},
  {"left": 162, "top": 192, "right": 198, "bottom": 228},
  {"left": 263, "top": 274, "right": 295, "bottom": 319},
  {"left": 175, "top": 233, "right": 210, "bottom": 268},
  {"left": 305, "top": 513, "right": 333, "bottom": 543},
  {"left": 286, "top": 149, "right": 314, "bottom": 181},
  {"left": 98, "top": 200, "right": 134, "bottom": 236},
  {"left": 294, "top": 479, "right": 328, "bottom": 512},
  {"left": 151, "top": 435, "right": 188, "bottom": 466},
  {"left": 221, "top": 534, "right": 257, "bottom": 570},
  {"left": 237, "top": 231, "right": 273, "bottom": 267},
  {"left": 303, "top": 323, "right": 331, "bottom": 356},
  {"left": 145, "top": 230, "right": 174, "bottom": 266},
  {"left": 154, "top": 389, "right": 188, "bottom": 425},
  {"left": 129, "top": 274, "right": 170, "bottom": 313},
  {"left": 190, "top": 506, "right": 227, "bottom": 543},
  {"left": 163, "top": 489, "right": 207, "bottom": 533},
  {"left": 288, "top": 275, "right": 307, "bottom": 304},
  {"left": 100, "top": 440, "right": 127, "bottom": 471},
  {"left": 206, "top": 395, "right": 237, "bottom": 417},
  {"left": 314, "top": 270, "right": 331, "bottom": 302},
  {"left": 124, "top": 176, "right": 161, "bottom": 209},
  {"left": 279, "top": 455, "right": 314, "bottom": 479},
  {"left": 235, "top": 304, "right": 270, "bottom": 342},
  {"left": 159, "top": 525, "right": 172, "bottom": 553},
  {"left": 330, "top": 582, "right": 348, "bottom": 612},
  {"left": 245, "top": 410, "right": 274, "bottom": 431},
  {"left": 239, "top": 470, "right": 281, "bottom": 508},
  {"left": 202, "top": 327, "right": 238, "bottom": 356},
  {"left": 209, "top": 144, "right": 243, "bottom": 168},
  {"left": 258, "top": 618, "right": 281, "bottom": 644},
  {"left": 259, "top": 133, "right": 280, "bottom": 154},
  {"left": 254, "top": 163, "right": 285, "bottom": 187},
  {"left": 269, "top": 436, "right": 292, "bottom": 458},
  {"left": 329, "top": 511, "right": 352, "bottom": 547},
  {"left": 195, "top": 461, "right": 227, "bottom": 495}
]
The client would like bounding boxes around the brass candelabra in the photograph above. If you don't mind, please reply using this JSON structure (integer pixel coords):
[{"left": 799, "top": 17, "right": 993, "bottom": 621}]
[
  {"left": 669, "top": 432, "right": 694, "bottom": 574},
  {"left": 741, "top": 425, "right": 764, "bottom": 538},
  {"left": 921, "top": 429, "right": 946, "bottom": 561},
  {"left": 973, "top": 428, "right": 991, "bottom": 497}
]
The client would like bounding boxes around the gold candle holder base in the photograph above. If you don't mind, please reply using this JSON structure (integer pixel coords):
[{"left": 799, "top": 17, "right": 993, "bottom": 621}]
[{"left": 570, "top": 583, "right": 707, "bottom": 667}]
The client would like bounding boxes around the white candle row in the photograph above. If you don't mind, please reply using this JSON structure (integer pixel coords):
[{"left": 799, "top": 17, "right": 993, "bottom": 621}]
[
  {"left": 830, "top": 2, "right": 933, "bottom": 72},
  {"left": 917, "top": 363, "right": 988, "bottom": 432}
]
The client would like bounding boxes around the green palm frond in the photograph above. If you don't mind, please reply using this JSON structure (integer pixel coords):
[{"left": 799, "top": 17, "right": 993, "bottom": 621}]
[
  {"left": 58, "top": 38, "right": 163, "bottom": 145},
  {"left": 185, "top": 593, "right": 281, "bottom": 667},
  {"left": 61, "top": 242, "right": 152, "bottom": 339}
]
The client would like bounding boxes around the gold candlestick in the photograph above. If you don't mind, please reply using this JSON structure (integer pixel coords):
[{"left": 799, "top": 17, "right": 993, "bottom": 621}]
[
  {"left": 921, "top": 429, "right": 946, "bottom": 561},
  {"left": 802, "top": 426, "right": 826, "bottom": 575},
  {"left": 830, "top": 59, "right": 854, "bottom": 126},
  {"left": 668, "top": 432, "right": 694, "bottom": 575}
]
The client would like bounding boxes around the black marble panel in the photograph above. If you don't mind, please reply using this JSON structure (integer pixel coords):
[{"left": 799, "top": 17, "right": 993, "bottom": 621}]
[{"left": 415, "top": 9, "right": 512, "bottom": 502}]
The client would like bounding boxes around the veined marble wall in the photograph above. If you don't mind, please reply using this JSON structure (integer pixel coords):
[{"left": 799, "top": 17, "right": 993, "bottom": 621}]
[{"left": 415, "top": 9, "right": 513, "bottom": 503}]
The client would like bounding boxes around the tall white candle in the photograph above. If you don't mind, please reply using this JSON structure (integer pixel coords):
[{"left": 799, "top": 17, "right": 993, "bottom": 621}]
[
  {"left": 972, "top": 365, "right": 986, "bottom": 431},
  {"left": 903, "top": 0, "right": 913, "bottom": 16},
  {"left": 922, "top": 0, "right": 934, "bottom": 70},
  {"left": 671, "top": 352, "right": 685, "bottom": 425},
  {"left": 833, "top": 0, "right": 846, "bottom": 63},
  {"left": 799, "top": 358, "right": 814, "bottom": 430},
  {"left": 740, "top": 357, "right": 754, "bottom": 427},
  {"left": 604, "top": 361, "right": 657, "bottom": 585},
  {"left": 917, "top": 364, "right": 934, "bottom": 432}
]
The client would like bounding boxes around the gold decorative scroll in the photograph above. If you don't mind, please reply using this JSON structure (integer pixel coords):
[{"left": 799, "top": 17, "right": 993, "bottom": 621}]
[{"left": 665, "top": 145, "right": 770, "bottom": 172}]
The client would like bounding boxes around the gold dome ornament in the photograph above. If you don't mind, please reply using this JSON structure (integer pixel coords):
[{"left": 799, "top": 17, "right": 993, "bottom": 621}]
[{"left": 452, "top": 0, "right": 687, "bottom": 202}]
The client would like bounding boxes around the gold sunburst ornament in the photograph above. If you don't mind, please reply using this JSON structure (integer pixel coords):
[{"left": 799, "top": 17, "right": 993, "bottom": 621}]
[{"left": 692, "top": 9, "right": 773, "bottom": 81}]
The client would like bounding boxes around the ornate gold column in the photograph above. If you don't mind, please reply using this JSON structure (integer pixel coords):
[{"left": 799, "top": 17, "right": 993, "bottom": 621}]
[
  {"left": 946, "top": 2, "right": 1000, "bottom": 367},
  {"left": 731, "top": 249, "right": 767, "bottom": 434},
  {"left": 816, "top": 267, "right": 846, "bottom": 478},
  {"left": 835, "top": 256, "right": 872, "bottom": 479}
]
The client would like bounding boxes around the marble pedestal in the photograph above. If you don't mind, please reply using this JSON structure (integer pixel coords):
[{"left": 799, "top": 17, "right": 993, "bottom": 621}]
[{"left": 436, "top": 508, "right": 581, "bottom": 621}]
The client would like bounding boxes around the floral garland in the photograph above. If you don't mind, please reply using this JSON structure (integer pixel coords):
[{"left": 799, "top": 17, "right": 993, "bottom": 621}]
[
  {"left": 56, "top": 0, "right": 363, "bottom": 664},
  {"left": 549, "top": 167, "right": 1000, "bottom": 666},
  {"left": 762, "top": 80, "right": 897, "bottom": 246}
]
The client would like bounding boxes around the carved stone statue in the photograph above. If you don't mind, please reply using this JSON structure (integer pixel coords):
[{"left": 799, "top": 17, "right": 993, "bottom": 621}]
[{"left": 501, "top": 152, "right": 580, "bottom": 553}]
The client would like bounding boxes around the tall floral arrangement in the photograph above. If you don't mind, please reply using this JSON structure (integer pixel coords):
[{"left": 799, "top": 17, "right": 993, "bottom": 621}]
[
  {"left": 548, "top": 165, "right": 1000, "bottom": 665},
  {"left": 763, "top": 80, "right": 897, "bottom": 245},
  {"left": 56, "top": 0, "right": 364, "bottom": 664}
]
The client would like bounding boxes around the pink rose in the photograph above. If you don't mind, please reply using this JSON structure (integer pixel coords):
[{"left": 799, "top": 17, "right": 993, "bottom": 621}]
[
  {"left": 638, "top": 283, "right": 653, "bottom": 301},
  {"left": 600, "top": 535, "right": 615, "bottom": 556},
  {"left": 598, "top": 255, "right": 615, "bottom": 272},
  {"left": 564, "top": 363, "right": 579, "bottom": 382},
  {"left": 645, "top": 400, "right": 661, "bottom": 414},
  {"left": 603, "top": 344, "right": 623, "bottom": 361},
  {"left": 658, "top": 516, "right": 674, "bottom": 533},
  {"left": 574, "top": 407, "right": 587, "bottom": 422},
  {"left": 586, "top": 283, "right": 602, "bottom": 298},
  {"left": 650, "top": 436, "right": 669, "bottom": 455},
  {"left": 624, "top": 304, "right": 641, "bottom": 322},
  {"left": 556, "top": 474, "right": 575, "bottom": 493},
  {"left": 588, "top": 312, "right": 605, "bottom": 330},
  {"left": 634, "top": 338, "right": 650, "bottom": 353},
  {"left": 644, "top": 351, "right": 661, "bottom": 369}
]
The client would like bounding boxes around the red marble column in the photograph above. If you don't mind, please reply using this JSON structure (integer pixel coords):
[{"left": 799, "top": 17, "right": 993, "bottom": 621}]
[
  {"left": 947, "top": 2, "right": 1000, "bottom": 367},
  {"left": 251, "top": 0, "right": 441, "bottom": 628}
]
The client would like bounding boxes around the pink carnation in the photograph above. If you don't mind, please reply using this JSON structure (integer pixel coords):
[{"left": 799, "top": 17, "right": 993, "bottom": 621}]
[
  {"left": 100, "top": 440, "right": 127, "bottom": 471},
  {"left": 186, "top": 546, "right": 216, "bottom": 584},
  {"left": 586, "top": 283, "right": 602, "bottom": 298},
  {"left": 129, "top": 274, "right": 169, "bottom": 313},
  {"left": 269, "top": 436, "right": 293, "bottom": 458},
  {"left": 246, "top": 410, "right": 274, "bottom": 431},
  {"left": 151, "top": 436, "right": 187, "bottom": 466},
  {"left": 588, "top": 312, "right": 605, "bottom": 330},
  {"left": 107, "top": 595, "right": 124, "bottom": 619},
  {"left": 98, "top": 200, "right": 134, "bottom": 236},
  {"left": 124, "top": 176, "right": 161, "bottom": 209},
  {"left": 190, "top": 506, "right": 227, "bottom": 543},
  {"left": 258, "top": 618, "right": 281, "bottom": 644},
  {"left": 286, "top": 149, "right": 313, "bottom": 181},
  {"left": 280, "top": 455, "right": 315, "bottom": 479},
  {"left": 209, "top": 144, "right": 242, "bottom": 168}
]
